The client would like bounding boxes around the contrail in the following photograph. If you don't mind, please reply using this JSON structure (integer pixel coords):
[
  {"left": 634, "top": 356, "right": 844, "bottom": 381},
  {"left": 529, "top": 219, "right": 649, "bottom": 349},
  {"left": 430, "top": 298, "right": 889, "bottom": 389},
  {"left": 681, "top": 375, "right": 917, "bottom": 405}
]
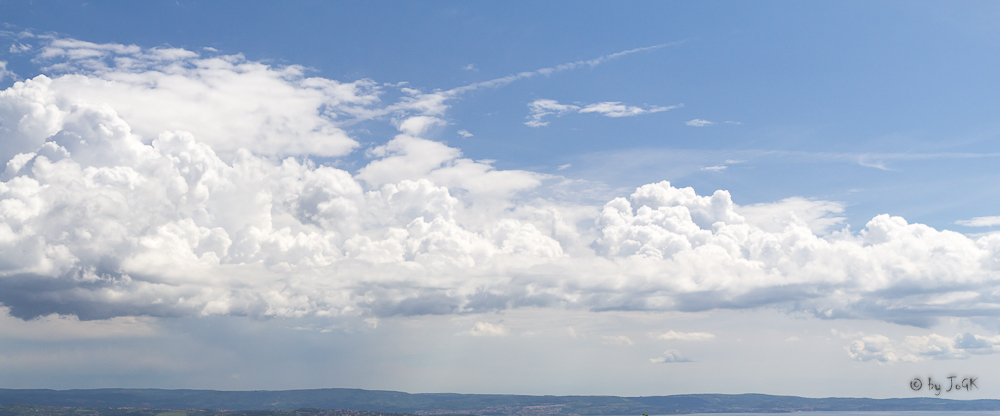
[{"left": 447, "top": 40, "right": 688, "bottom": 96}]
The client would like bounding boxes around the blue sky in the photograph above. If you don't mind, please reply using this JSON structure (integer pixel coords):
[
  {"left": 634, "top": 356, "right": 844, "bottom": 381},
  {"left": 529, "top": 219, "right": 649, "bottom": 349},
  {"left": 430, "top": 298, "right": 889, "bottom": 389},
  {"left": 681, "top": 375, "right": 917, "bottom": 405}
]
[{"left": 2, "top": 0, "right": 1000, "bottom": 399}]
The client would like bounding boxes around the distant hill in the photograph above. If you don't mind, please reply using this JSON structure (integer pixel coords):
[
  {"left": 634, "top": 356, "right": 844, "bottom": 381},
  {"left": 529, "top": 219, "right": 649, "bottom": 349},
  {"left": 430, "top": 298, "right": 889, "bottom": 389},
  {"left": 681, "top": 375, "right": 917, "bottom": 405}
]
[
  {"left": 0, "top": 404, "right": 422, "bottom": 416},
  {"left": 2, "top": 388, "right": 1000, "bottom": 414}
]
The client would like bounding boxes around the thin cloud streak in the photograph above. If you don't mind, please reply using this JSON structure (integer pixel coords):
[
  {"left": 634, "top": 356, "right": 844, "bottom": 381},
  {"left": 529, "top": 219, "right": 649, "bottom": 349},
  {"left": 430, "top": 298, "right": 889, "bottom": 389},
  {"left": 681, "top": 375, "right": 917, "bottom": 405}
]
[
  {"left": 448, "top": 41, "right": 687, "bottom": 96},
  {"left": 957, "top": 216, "right": 1000, "bottom": 227},
  {"left": 368, "top": 41, "right": 688, "bottom": 124},
  {"left": 575, "top": 147, "right": 1000, "bottom": 177}
]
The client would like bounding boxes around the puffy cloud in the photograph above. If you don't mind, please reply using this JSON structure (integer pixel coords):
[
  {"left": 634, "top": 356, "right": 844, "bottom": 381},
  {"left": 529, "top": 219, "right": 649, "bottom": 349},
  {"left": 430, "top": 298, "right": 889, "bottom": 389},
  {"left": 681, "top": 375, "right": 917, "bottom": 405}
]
[
  {"left": 357, "top": 133, "right": 543, "bottom": 201},
  {"left": 397, "top": 116, "right": 447, "bottom": 137},
  {"left": 655, "top": 330, "right": 715, "bottom": 341},
  {"left": 12, "top": 39, "right": 384, "bottom": 160},
  {"left": 840, "top": 331, "right": 1000, "bottom": 363},
  {"left": 525, "top": 99, "right": 679, "bottom": 127},
  {"left": 467, "top": 322, "right": 508, "bottom": 337},
  {"left": 650, "top": 349, "right": 691, "bottom": 363},
  {"left": 3, "top": 37, "right": 1000, "bottom": 330},
  {"left": 587, "top": 183, "right": 1000, "bottom": 325}
]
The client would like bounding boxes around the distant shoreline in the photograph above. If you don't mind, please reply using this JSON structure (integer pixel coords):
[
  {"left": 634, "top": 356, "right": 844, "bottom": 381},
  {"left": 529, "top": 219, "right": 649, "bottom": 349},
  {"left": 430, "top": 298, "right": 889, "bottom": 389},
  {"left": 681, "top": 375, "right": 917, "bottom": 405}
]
[{"left": 2, "top": 389, "right": 999, "bottom": 414}]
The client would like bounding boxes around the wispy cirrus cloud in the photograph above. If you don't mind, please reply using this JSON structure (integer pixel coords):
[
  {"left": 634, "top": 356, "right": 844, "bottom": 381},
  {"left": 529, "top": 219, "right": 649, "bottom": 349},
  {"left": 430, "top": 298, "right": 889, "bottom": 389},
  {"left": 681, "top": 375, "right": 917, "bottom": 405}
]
[
  {"left": 524, "top": 99, "right": 582, "bottom": 127},
  {"left": 390, "top": 41, "right": 687, "bottom": 125},
  {"left": 655, "top": 330, "right": 715, "bottom": 341},
  {"left": 956, "top": 216, "right": 1000, "bottom": 227},
  {"left": 579, "top": 102, "right": 681, "bottom": 118},
  {"left": 452, "top": 41, "right": 686, "bottom": 96},
  {"left": 0, "top": 61, "right": 15, "bottom": 82},
  {"left": 525, "top": 99, "right": 681, "bottom": 127},
  {"left": 602, "top": 335, "right": 634, "bottom": 345},
  {"left": 685, "top": 119, "right": 742, "bottom": 127},
  {"left": 685, "top": 119, "right": 714, "bottom": 127}
]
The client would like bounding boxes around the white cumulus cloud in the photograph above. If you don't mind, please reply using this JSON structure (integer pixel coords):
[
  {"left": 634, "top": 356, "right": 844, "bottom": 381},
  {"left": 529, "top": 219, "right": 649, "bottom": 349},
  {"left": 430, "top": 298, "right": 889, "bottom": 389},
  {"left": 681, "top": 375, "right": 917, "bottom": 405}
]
[
  {"left": 16, "top": 38, "right": 384, "bottom": 160},
  {"left": 3, "top": 37, "right": 1000, "bottom": 331},
  {"left": 650, "top": 349, "right": 692, "bottom": 363},
  {"left": 840, "top": 331, "right": 1000, "bottom": 363},
  {"left": 468, "top": 322, "right": 508, "bottom": 337}
]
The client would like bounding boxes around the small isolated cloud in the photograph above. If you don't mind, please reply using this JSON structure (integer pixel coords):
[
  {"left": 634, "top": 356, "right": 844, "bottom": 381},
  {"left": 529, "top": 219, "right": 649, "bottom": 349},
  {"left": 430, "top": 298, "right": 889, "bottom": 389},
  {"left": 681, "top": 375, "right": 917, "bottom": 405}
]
[
  {"left": 840, "top": 331, "right": 1000, "bottom": 363},
  {"left": 724, "top": 121, "right": 742, "bottom": 125},
  {"left": 457, "top": 129, "right": 473, "bottom": 138},
  {"left": 463, "top": 64, "right": 477, "bottom": 72},
  {"left": 956, "top": 216, "right": 1000, "bottom": 227},
  {"left": 602, "top": 335, "right": 634, "bottom": 345},
  {"left": 468, "top": 322, "right": 509, "bottom": 337},
  {"left": 557, "top": 164, "right": 572, "bottom": 171},
  {"left": 650, "top": 349, "right": 692, "bottom": 363},
  {"left": 685, "top": 119, "right": 714, "bottom": 127},
  {"left": 656, "top": 330, "right": 715, "bottom": 341},
  {"left": 701, "top": 159, "right": 747, "bottom": 174},
  {"left": 525, "top": 99, "right": 580, "bottom": 127},
  {"left": 526, "top": 99, "right": 679, "bottom": 127}
]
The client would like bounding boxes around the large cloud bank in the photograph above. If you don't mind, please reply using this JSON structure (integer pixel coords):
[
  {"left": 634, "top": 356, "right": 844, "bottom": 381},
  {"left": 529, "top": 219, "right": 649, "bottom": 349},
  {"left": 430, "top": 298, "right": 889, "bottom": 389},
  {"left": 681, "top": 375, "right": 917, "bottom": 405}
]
[{"left": 2, "top": 38, "right": 1000, "bottom": 324}]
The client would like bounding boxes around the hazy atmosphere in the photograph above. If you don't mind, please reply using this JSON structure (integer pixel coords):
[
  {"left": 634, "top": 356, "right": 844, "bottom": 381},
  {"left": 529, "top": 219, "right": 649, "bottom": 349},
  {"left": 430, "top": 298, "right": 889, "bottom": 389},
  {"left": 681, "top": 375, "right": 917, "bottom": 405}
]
[{"left": 2, "top": 1, "right": 1000, "bottom": 399}]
